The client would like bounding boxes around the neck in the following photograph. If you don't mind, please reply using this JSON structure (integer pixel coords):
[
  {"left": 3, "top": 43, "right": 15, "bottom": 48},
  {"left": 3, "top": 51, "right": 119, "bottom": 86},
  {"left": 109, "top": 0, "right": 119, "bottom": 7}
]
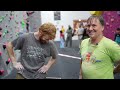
[
  {"left": 34, "top": 31, "right": 40, "bottom": 40},
  {"left": 90, "top": 34, "right": 103, "bottom": 45}
]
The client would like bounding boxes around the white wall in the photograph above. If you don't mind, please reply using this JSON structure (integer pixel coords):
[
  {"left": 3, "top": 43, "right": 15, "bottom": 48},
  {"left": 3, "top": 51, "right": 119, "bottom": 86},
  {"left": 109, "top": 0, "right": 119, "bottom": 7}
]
[{"left": 41, "top": 11, "right": 91, "bottom": 41}]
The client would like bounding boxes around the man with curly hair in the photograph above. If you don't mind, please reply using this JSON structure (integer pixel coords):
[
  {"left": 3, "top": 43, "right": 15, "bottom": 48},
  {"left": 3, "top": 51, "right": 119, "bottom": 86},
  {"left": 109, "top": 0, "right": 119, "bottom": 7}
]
[{"left": 7, "top": 22, "right": 58, "bottom": 79}]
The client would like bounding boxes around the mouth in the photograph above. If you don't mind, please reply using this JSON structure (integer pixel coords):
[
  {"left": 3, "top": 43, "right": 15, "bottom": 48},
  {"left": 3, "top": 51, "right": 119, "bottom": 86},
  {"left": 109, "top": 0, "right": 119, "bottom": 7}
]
[
  {"left": 87, "top": 30, "right": 96, "bottom": 36},
  {"left": 39, "top": 38, "right": 48, "bottom": 44},
  {"left": 40, "top": 40, "right": 48, "bottom": 44}
]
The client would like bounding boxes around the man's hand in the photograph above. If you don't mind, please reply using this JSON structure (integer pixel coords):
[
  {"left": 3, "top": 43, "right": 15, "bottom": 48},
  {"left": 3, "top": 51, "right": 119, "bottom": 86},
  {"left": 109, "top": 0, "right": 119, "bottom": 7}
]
[
  {"left": 13, "top": 62, "right": 24, "bottom": 70},
  {"left": 79, "top": 74, "right": 83, "bottom": 79},
  {"left": 38, "top": 65, "right": 49, "bottom": 73},
  {"left": 113, "top": 64, "right": 120, "bottom": 74}
]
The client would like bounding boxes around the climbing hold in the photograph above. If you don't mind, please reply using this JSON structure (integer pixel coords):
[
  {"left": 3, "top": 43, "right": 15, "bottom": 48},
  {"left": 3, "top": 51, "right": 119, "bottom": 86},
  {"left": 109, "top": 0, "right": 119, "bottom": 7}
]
[
  {"left": 117, "top": 11, "right": 120, "bottom": 16},
  {"left": 0, "top": 52, "right": 2, "bottom": 56},
  {"left": 0, "top": 70, "right": 4, "bottom": 75},
  {"left": 0, "top": 27, "right": 2, "bottom": 31},
  {"left": 111, "top": 18, "right": 114, "bottom": 22},
  {"left": 0, "top": 32, "right": 2, "bottom": 37},
  {"left": 2, "top": 32, "right": 5, "bottom": 38},
  {"left": 3, "top": 44, "right": 6, "bottom": 49},
  {"left": 6, "top": 58, "right": 11, "bottom": 65}
]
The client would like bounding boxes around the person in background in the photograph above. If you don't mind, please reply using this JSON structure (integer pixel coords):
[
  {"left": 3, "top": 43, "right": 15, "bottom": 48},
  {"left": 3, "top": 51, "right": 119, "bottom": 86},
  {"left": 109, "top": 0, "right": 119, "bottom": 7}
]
[
  {"left": 65, "top": 25, "right": 73, "bottom": 47},
  {"left": 6, "top": 22, "right": 58, "bottom": 79},
  {"left": 82, "top": 25, "right": 89, "bottom": 40},
  {"left": 79, "top": 15, "right": 120, "bottom": 79},
  {"left": 77, "top": 23, "right": 84, "bottom": 49},
  {"left": 60, "top": 30, "right": 65, "bottom": 48},
  {"left": 114, "top": 28, "right": 120, "bottom": 45},
  {"left": 61, "top": 25, "right": 65, "bottom": 34}
]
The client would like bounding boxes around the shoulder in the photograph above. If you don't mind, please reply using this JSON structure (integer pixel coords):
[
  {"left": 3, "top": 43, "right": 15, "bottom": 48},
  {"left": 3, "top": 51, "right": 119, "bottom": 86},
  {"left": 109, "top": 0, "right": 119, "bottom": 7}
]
[
  {"left": 48, "top": 40, "right": 56, "bottom": 46},
  {"left": 20, "top": 33, "right": 33, "bottom": 39},
  {"left": 101, "top": 37, "right": 119, "bottom": 49},
  {"left": 81, "top": 38, "right": 89, "bottom": 47},
  {"left": 48, "top": 40, "right": 57, "bottom": 50},
  {"left": 102, "top": 37, "right": 116, "bottom": 45},
  {"left": 82, "top": 38, "right": 90, "bottom": 44},
  {"left": 19, "top": 33, "right": 29, "bottom": 38}
]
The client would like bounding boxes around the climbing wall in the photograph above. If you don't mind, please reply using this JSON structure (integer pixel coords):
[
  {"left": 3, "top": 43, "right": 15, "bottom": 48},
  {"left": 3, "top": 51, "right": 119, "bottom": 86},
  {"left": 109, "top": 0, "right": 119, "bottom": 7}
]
[
  {"left": 103, "top": 11, "right": 120, "bottom": 40},
  {"left": 0, "top": 11, "right": 28, "bottom": 79},
  {"left": 27, "top": 11, "right": 41, "bottom": 32}
]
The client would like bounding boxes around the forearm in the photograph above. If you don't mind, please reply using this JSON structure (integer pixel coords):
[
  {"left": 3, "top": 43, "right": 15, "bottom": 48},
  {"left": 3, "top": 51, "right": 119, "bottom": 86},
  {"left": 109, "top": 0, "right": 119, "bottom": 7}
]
[
  {"left": 114, "top": 61, "right": 120, "bottom": 74},
  {"left": 114, "top": 65, "right": 120, "bottom": 74},
  {"left": 6, "top": 42, "right": 17, "bottom": 64},
  {"left": 46, "top": 57, "right": 56, "bottom": 69}
]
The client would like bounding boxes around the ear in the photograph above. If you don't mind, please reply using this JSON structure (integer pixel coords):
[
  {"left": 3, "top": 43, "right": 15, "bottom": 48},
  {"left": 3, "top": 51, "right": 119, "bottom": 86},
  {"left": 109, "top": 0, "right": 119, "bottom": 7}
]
[
  {"left": 38, "top": 30, "right": 42, "bottom": 37},
  {"left": 39, "top": 30, "right": 42, "bottom": 34},
  {"left": 102, "top": 26, "right": 104, "bottom": 31}
]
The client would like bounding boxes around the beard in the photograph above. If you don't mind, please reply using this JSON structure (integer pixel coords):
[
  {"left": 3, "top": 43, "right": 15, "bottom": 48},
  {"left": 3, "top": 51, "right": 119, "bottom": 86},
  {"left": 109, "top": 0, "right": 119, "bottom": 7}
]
[{"left": 39, "top": 36, "right": 48, "bottom": 44}]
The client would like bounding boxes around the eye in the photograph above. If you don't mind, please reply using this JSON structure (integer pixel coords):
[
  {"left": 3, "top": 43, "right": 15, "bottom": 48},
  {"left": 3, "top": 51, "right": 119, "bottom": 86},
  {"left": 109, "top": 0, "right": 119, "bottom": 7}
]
[
  {"left": 87, "top": 25, "right": 90, "bottom": 28},
  {"left": 92, "top": 24, "right": 96, "bottom": 28}
]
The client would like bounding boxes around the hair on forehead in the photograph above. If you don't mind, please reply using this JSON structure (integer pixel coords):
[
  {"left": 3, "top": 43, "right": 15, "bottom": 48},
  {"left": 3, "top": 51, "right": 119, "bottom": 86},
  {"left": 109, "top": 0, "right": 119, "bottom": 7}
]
[
  {"left": 39, "top": 22, "right": 56, "bottom": 34},
  {"left": 87, "top": 15, "right": 104, "bottom": 26}
]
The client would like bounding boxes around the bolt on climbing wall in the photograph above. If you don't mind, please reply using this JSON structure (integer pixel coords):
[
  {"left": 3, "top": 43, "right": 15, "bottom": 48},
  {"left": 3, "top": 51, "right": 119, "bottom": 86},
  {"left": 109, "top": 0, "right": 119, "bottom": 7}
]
[{"left": 0, "top": 11, "right": 28, "bottom": 79}]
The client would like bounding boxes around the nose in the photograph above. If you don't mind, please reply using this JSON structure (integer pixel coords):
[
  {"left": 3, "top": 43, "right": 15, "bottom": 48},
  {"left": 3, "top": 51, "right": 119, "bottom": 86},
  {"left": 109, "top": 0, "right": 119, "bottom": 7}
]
[
  {"left": 88, "top": 25, "right": 94, "bottom": 31},
  {"left": 43, "top": 37, "right": 49, "bottom": 41}
]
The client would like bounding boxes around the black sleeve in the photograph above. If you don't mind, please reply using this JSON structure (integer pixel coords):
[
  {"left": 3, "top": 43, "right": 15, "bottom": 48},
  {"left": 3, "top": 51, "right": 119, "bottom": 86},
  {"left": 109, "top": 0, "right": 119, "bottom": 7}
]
[
  {"left": 114, "top": 34, "right": 117, "bottom": 41},
  {"left": 11, "top": 34, "right": 26, "bottom": 50},
  {"left": 49, "top": 41, "right": 58, "bottom": 59}
]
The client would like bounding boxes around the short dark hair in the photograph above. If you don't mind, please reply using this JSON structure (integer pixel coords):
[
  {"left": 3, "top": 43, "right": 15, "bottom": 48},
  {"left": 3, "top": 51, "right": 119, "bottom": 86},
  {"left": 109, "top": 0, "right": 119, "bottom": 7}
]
[
  {"left": 60, "top": 30, "right": 62, "bottom": 33},
  {"left": 117, "top": 28, "right": 120, "bottom": 31},
  {"left": 87, "top": 15, "right": 104, "bottom": 26}
]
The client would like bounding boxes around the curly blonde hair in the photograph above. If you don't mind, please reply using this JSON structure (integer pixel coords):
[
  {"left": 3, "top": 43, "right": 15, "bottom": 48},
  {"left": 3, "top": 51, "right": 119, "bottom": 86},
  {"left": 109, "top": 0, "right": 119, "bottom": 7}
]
[{"left": 39, "top": 22, "right": 56, "bottom": 38}]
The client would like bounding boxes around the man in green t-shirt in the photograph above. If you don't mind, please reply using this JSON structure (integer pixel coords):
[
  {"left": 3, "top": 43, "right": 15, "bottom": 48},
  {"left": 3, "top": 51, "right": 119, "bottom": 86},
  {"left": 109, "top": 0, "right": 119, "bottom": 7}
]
[{"left": 79, "top": 15, "right": 120, "bottom": 79}]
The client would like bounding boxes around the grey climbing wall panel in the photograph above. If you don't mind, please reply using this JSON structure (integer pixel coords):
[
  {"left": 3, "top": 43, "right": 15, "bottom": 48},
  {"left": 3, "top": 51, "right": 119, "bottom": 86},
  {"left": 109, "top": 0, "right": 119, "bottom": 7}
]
[
  {"left": 0, "top": 11, "right": 42, "bottom": 79},
  {"left": 27, "top": 11, "right": 41, "bottom": 32},
  {"left": 0, "top": 11, "right": 28, "bottom": 79}
]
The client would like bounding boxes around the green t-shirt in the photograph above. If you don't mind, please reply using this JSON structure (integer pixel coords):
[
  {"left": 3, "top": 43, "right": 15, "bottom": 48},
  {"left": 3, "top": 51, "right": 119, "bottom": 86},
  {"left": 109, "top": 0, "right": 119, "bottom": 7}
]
[{"left": 80, "top": 37, "right": 120, "bottom": 79}]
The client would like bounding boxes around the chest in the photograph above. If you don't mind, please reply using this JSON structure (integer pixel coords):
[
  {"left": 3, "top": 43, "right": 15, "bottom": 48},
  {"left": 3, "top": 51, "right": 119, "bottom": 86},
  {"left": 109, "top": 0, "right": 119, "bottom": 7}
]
[
  {"left": 81, "top": 44, "right": 110, "bottom": 64},
  {"left": 23, "top": 38, "right": 51, "bottom": 57}
]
